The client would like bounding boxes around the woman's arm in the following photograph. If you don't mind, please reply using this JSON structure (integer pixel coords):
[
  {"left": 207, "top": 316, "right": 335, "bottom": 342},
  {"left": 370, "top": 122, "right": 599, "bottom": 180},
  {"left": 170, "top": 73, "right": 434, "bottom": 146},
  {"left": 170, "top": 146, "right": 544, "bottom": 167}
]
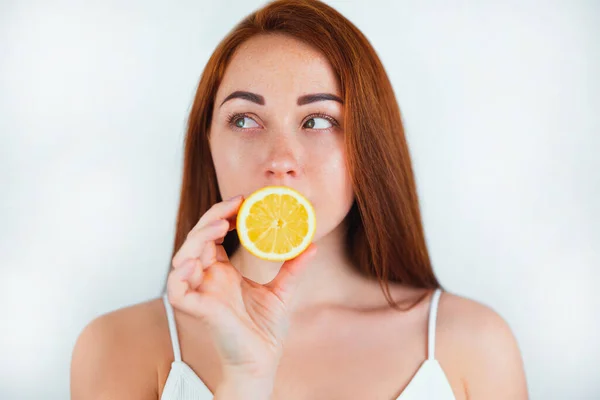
[
  {"left": 441, "top": 293, "right": 528, "bottom": 399},
  {"left": 463, "top": 306, "right": 528, "bottom": 399},
  {"left": 70, "top": 309, "right": 159, "bottom": 400}
]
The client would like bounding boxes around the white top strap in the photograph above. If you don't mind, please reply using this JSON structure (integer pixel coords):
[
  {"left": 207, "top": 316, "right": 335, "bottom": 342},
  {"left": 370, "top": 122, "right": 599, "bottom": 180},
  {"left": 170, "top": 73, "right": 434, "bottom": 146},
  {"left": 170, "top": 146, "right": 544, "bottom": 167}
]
[
  {"left": 162, "top": 293, "right": 182, "bottom": 362},
  {"left": 427, "top": 288, "right": 443, "bottom": 360}
]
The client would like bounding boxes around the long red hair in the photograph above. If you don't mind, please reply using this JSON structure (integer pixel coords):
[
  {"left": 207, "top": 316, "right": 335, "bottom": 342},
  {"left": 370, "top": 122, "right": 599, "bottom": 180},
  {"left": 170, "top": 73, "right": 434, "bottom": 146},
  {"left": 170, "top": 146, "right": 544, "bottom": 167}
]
[{"left": 168, "top": 0, "right": 442, "bottom": 310}]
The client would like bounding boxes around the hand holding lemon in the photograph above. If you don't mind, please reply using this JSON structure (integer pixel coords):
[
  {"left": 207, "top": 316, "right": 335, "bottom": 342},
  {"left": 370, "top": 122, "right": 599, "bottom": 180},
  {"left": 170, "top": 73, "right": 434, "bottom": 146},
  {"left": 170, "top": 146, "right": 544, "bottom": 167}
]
[{"left": 166, "top": 186, "right": 316, "bottom": 394}]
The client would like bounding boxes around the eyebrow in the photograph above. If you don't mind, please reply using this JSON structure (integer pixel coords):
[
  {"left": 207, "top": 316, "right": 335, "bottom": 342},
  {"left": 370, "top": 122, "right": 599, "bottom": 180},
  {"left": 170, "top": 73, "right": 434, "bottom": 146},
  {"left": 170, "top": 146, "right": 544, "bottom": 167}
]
[{"left": 219, "top": 91, "right": 343, "bottom": 107}]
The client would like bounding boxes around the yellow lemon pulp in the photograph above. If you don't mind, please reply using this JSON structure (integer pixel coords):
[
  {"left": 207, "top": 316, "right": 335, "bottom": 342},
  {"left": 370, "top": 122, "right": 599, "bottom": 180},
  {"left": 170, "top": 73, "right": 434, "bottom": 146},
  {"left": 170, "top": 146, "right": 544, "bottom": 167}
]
[{"left": 236, "top": 186, "right": 316, "bottom": 261}]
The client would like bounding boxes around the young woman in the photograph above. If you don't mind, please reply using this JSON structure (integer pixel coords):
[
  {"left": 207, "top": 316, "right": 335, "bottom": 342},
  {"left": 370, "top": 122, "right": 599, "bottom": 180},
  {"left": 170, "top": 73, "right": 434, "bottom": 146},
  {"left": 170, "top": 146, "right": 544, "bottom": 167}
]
[{"left": 71, "top": 1, "right": 528, "bottom": 399}]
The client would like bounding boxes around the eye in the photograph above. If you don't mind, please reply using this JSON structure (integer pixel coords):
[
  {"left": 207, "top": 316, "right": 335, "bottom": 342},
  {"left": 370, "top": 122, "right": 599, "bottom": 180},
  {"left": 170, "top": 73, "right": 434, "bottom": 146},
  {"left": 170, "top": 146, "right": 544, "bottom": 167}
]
[
  {"left": 304, "top": 117, "right": 332, "bottom": 129},
  {"left": 227, "top": 113, "right": 260, "bottom": 130},
  {"left": 303, "top": 113, "right": 339, "bottom": 130}
]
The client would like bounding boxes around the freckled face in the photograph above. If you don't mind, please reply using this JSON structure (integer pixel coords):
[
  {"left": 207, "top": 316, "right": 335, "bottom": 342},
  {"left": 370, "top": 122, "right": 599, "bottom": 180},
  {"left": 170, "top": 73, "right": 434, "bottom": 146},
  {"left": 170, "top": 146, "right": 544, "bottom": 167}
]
[{"left": 209, "top": 34, "right": 354, "bottom": 241}]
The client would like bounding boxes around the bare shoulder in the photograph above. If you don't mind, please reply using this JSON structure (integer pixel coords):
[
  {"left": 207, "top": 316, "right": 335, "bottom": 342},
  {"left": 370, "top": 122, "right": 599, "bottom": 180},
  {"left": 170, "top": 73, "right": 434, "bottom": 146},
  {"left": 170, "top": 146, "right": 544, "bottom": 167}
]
[
  {"left": 70, "top": 297, "right": 171, "bottom": 400},
  {"left": 436, "top": 291, "right": 529, "bottom": 399},
  {"left": 437, "top": 291, "right": 517, "bottom": 345}
]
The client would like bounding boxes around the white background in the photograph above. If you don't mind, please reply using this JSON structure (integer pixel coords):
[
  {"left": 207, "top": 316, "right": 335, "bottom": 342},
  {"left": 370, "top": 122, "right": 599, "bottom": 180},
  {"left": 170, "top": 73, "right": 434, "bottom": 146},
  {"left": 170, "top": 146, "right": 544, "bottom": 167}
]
[{"left": 1, "top": 0, "right": 598, "bottom": 399}]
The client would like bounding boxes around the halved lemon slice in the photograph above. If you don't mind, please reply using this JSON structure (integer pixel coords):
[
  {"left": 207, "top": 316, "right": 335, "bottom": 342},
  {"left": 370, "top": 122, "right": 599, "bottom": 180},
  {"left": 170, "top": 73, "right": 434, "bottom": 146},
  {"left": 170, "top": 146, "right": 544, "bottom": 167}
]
[{"left": 236, "top": 186, "right": 316, "bottom": 261}]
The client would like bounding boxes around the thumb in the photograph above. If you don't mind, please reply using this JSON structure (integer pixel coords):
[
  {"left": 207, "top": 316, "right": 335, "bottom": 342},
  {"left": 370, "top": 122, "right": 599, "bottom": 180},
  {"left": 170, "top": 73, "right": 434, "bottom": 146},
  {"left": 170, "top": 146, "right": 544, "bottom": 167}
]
[{"left": 266, "top": 244, "right": 317, "bottom": 305}]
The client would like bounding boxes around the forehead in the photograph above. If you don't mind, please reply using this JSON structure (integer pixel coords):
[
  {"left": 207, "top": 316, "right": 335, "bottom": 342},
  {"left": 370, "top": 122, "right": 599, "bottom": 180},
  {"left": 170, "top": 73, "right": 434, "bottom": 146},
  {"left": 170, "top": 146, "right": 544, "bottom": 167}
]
[{"left": 216, "top": 34, "right": 341, "bottom": 103}]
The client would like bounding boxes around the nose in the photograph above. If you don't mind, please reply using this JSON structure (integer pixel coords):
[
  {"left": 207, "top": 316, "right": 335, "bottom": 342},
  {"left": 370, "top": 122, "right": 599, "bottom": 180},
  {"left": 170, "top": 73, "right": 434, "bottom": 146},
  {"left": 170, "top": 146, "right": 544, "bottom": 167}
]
[
  {"left": 264, "top": 134, "right": 301, "bottom": 181},
  {"left": 266, "top": 158, "right": 298, "bottom": 179}
]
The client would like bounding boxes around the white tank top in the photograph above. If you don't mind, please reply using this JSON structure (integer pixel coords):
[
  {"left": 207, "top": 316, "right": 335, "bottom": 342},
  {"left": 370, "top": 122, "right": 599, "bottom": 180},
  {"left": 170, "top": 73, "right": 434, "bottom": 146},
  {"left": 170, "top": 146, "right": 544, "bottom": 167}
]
[{"left": 160, "top": 288, "right": 455, "bottom": 399}]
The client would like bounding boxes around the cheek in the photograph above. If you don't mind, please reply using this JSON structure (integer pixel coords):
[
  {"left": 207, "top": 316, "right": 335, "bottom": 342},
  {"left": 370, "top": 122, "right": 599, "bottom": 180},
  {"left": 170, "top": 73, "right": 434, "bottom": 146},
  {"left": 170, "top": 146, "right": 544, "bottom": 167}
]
[
  {"left": 313, "top": 148, "right": 351, "bottom": 192},
  {"left": 309, "top": 141, "right": 354, "bottom": 237},
  {"left": 209, "top": 135, "right": 249, "bottom": 198}
]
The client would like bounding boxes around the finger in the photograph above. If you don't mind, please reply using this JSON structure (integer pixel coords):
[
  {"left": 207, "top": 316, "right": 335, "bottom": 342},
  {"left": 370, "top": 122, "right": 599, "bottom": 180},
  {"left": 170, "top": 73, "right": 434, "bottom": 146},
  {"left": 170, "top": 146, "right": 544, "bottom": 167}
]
[
  {"left": 194, "top": 195, "right": 244, "bottom": 231},
  {"left": 166, "top": 270, "right": 219, "bottom": 320},
  {"left": 227, "top": 215, "right": 238, "bottom": 231},
  {"left": 200, "top": 240, "right": 218, "bottom": 268},
  {"left": 166, "top": 261, "right": 225, "bottom": 321},
  {"left": 216, "top": 245, "right": 230, "bottom": 262},
  {"left": 186, "top": 258, "right": 204, "bottom": 290},
  {"left": 266, "top": 244, "right": 318, "bottom": 305},
  {"left": 172, "top": 220, "right": 230, "bottom": 268},
  {"left": 166, "top": 259, "right": 197, "bottom": 306},
  {"left": 219, "top": 216, "right": 237, "bottom": 235},
  {"left": 200, "top": 239, "right": 233, "bottom": 267}
]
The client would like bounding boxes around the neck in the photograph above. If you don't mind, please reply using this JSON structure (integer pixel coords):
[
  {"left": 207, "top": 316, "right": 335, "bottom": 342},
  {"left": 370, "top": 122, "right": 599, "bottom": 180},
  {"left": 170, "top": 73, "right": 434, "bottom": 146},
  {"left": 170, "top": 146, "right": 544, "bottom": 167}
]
[{"left": 230, "top": 222, "right": 368, "bottom": 313}]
